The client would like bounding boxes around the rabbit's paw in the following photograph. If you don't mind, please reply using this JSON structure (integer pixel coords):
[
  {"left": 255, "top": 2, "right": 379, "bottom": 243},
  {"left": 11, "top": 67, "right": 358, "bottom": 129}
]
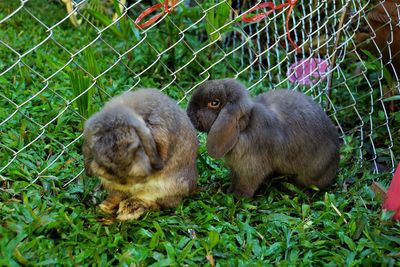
[
  {"left": 99, "top": 201, "right": 116, "bottom": 214},
  {"left": 99, "top": 200, "right": 118, "bottom": 214},
  {"left": 99, "top": 192, "right": 126, "bottom": 214},
  {"left": 116, "top": 199, "right": 147, "bottom": 221},
  {"left": 228, "top": 185, "right": 255, "bottom": 198}
]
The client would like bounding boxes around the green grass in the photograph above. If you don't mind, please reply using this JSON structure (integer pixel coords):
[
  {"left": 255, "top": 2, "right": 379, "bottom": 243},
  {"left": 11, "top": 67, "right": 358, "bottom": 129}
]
[
  {"left": 1, "top": 154, "right": 400, "bottom": 266},
  {"left": 1, "top": 0, "right": 399, "bottom": 266}
]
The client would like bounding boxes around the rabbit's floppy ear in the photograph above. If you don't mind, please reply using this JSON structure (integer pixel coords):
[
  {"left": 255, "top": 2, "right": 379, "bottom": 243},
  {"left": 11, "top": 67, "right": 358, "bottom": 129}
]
[
  {"left": 207, "top": 103, "right": 240, "bottom": 159},
  {"left": 82, "top": 119, "right": 96, "bottom": 177},
  {"left": 82, "top": 139, "right": 94, "bottom": 176},
  {"left": 132, "top": 117, "right": 164, "bottom": 171}
]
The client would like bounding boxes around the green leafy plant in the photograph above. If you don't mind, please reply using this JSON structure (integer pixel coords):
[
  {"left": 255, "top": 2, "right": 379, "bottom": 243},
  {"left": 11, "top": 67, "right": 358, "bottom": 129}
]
[
  {"left": 85, "top": 0, "right": 139, "bottom": 41},
  {"left": 362, "top": 50, "right": 393, "bottom": 86},
  {"left": 204, "top": 0, "right": 233, "bottom": 43},
  {"left": 83, "top": 48, "right": 106, "bottom": 103},
  {"left": 68, "top": 48, "right": 107, "bottom": 121},
  {"left": 82, "top": 0, "right": 114, "bottom": 25},
  {"left": 69, "top": 69, "right": 93, "bottom": 119}
]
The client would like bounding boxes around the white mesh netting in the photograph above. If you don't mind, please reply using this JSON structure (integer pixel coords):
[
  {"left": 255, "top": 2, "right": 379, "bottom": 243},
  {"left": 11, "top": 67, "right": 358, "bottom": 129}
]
[{"left": 0, "top": 0, "right": 399, "bottom": 193}]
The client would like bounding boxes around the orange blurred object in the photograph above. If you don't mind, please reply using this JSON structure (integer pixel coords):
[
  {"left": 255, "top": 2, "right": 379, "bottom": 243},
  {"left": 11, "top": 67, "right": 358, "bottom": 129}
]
[{"left": 361, "top": 0, "right": 400, "bottom": 76}]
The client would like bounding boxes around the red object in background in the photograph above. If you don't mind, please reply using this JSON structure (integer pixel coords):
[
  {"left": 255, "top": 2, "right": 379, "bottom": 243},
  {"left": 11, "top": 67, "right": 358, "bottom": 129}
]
[
  {"left": 241, "top": 0, "right": 299, "bottom": 50},
  {"left": 135, "top": 0, "right": 177, "bottom": 29},
  {"left": 383, "top": 163, "right": 400, "bottom": 220},
  {"left": 241, "top": 2, "right": 288, "bottom": 23}
]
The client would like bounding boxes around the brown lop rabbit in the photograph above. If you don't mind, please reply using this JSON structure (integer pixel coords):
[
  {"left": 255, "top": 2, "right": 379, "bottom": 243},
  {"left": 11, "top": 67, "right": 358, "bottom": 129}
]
[
  {"left": 187, "top": 79, "right": 340, "bottom": 198},
  {"left": 83, "top": 89, "right": 198, "bottom": 220}
]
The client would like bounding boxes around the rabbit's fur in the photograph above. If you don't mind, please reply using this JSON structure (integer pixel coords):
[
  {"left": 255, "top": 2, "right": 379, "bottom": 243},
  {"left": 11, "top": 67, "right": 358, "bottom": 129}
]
[
  {"left": 83, "top": 89, "right": 198, "bottom": 220},
  {"left": 187, "top": 79, "right": 340, "bottom": 198}
]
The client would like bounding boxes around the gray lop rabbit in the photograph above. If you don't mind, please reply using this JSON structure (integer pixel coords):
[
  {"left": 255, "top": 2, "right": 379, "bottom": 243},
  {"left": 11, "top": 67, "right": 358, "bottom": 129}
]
[
  {"left": 83, "top": 89, "right": 198, "bottom": 220},
  {"left": 187, "top": 79, "right": 340, "bottom": 198}
]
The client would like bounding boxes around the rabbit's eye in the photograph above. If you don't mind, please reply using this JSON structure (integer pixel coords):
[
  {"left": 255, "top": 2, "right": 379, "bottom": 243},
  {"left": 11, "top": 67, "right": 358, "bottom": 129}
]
[{"left": 208, "top": 99, "right": 221, "bottom": 109}]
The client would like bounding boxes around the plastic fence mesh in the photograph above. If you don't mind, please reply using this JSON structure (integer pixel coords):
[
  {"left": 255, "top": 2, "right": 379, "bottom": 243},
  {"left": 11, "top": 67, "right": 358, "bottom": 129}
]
[{"left": 0, "top": 0, "right": 399, "bottom": 193}]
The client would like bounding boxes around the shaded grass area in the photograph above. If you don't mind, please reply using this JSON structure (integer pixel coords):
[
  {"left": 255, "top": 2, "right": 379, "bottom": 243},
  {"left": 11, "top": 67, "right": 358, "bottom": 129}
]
[{"left": 1, "top": 1, "right": 399, "bottom": 266}]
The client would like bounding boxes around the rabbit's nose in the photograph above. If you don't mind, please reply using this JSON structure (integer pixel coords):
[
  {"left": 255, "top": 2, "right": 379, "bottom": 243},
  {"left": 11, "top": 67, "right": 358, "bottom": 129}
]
[
  {"left": 188, "top": 113, "right": 201, "bottom": 129},
  {"left": 195, "top": 114, "right": 206, "bottom": 131},
  {"left": 197, "top": 121, "right": 207, "bottom": 132}
]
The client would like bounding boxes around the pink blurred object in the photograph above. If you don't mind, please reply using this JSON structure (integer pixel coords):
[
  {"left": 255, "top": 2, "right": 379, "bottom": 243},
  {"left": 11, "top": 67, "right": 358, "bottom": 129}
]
[
  {"left": 287, "top": 58, "right": 330, "bottom": 85},
  {"left": 383, "top": 163, "right": 400, "bottom": 220}
]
